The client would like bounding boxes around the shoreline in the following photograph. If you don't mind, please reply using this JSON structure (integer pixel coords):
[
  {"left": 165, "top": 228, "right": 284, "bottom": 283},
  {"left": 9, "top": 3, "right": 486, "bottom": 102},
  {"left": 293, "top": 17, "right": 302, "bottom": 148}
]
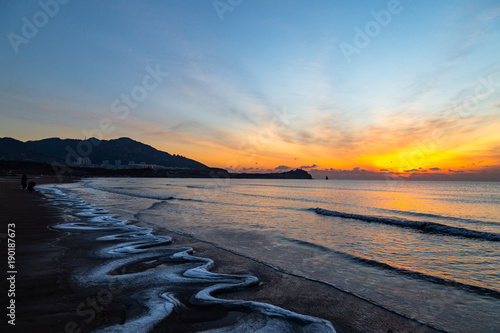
[
  {"left": 2, "top": 176, "right": 443, "bottom": 332},
  {"left": 134, "top": 222, "right": 444, "bottom": 333},
  {"left": 1, "top": 176, "right": 86, "bottom": 332}
]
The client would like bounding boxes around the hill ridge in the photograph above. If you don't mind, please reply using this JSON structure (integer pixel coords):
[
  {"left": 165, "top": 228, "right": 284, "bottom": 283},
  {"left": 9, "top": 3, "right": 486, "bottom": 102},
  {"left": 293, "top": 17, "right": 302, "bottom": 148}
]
[{"left": 0, "top": 137, "right": 207, "bottom": 169}]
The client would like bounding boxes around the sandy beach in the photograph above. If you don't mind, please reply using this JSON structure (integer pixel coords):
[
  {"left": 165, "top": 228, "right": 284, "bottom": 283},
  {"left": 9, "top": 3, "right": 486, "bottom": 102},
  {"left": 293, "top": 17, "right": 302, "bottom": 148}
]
[
  {"left": 1, "top": 176, "right": 444, "bottom": 333},
  {"left": 1, "top": 176, "right": 84, "bottom": 332}
]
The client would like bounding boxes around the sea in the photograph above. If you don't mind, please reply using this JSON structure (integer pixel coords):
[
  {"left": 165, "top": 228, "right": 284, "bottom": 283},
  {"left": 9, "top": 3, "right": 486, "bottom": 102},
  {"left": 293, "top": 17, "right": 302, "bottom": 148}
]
[{"left": 42, "top": 178, "right": 500, "bottom": 332}]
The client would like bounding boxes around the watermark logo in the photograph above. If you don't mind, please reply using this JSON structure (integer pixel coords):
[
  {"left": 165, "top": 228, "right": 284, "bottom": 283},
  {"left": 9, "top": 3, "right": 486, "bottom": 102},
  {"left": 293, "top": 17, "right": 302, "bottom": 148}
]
[
  {"left": 213, "top": 0, "right": 243, "bottom": 21},
  {"left": 110, "top": 65, "right": 169, "bottom": 121},
  {"left": 5, "top": 224, "right": 16, "bottom": 326},
  {"left": 233, "top": 106, "right": 291, "bottom": 168},
  {"left": 339, "top": 0, "right": 404, "bottom": 63},
  {"left": 177, "top": 106, "right": 292, "bottom": 224},
  {"left": 51, "top": 64, "right": 168, "bottom": 180},
  {"left": 396, "top": 71, "right": 500, "bottom": 173},
  {"left": 7, "top": 0, "right": 71, "bottom": 54}
]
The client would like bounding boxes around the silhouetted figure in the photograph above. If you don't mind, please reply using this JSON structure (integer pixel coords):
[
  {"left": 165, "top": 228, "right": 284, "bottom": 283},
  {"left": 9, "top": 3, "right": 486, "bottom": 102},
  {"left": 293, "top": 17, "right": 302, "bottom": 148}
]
[
  {"left": 27, "top": 181, "right": 36, "bottom": 192},
  {"left": 21, "top": 174, "right": 27, "bottom": 190},
  {"left": 325, "top": 176, "right": 328, "bottom": 180}
]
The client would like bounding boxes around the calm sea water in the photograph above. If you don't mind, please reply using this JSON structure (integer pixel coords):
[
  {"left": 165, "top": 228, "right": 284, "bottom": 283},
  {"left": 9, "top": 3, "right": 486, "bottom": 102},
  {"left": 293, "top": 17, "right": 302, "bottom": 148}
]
[{"left": 49, "top": 178, "right": 500, "bottom": 333}]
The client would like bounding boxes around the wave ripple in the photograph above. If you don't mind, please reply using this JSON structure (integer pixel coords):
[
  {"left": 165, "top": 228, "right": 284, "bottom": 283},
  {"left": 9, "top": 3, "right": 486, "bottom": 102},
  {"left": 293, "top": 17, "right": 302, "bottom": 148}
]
[
  {"left": 311, "top": 208, "right": 500, "bottom": 242},
  {"left": 44, "top": 187, "right": 336, "bottom": 333}
]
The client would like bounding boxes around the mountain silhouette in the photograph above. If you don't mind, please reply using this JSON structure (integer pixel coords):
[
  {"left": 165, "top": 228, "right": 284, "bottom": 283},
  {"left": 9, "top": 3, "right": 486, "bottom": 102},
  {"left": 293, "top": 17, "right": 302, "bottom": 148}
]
[{"left": 0, "top": 137, "right": 207, "bottom": 169}]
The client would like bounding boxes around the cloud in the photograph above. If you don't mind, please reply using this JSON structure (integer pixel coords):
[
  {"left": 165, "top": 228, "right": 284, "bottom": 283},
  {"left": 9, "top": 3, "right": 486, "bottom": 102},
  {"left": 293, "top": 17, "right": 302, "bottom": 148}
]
[
  {"left": 299, "top": 164, "right": 318, "bottom": 169},
  {"left": 310, "top": 166, "right": 500, "bottom": 181},
  {"left": 310, "top": 168, "right": 390, "bottom": 180},
  {"left": 379, "top": 169, "right": 389, "bottom": 172},
  {"left": 429, "top": 167, "right": 441, "bottom": 171},
  {"left": 275, "top": 165, "right": 291, "bottom": 171}
]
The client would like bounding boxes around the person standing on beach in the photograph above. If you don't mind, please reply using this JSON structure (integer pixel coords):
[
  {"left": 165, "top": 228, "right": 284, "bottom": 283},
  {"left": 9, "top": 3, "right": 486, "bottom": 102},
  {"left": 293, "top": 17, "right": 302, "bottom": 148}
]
[{"left": 21, "top": 174, "right": 27, "bottom": 190}]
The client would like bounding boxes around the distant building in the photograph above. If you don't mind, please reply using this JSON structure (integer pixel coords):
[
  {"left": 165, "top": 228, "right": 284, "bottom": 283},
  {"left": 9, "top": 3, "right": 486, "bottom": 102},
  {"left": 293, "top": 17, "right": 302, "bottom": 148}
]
[
  {"left": 77, "top": 157, "right": 91, "bottom": 166},
  {"left": 102, "top": 160, "right": 109, "bottom": 168},
  {"left": 115, "top": 160, "right": 121, "bottom": 167}
]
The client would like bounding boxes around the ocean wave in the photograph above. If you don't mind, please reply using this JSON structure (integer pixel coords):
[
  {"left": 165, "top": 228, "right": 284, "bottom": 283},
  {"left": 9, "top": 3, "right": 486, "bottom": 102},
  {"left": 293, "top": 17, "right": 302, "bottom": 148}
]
[
  {"left": 41, "top": 186, "right": 336, "bottom": 333},
  {"left": 186, "top": 184, "right": 231, "bottom": 189},
  {"left": 227, "top": 190, "right": 354, "bottom": 207},
  {"left": 176, "top": 183, "right": 498, "bottom": 227},
  {"left": 310, "top": 208, "right": 500, "bottom": 242},
  {"left": 389, "top": 208, "right": 498, "bottom": 226},
  {"left": 84, "top": 184, "right": 176, "bottom": 201},
  {"left": 281, "top": 237, "right": 500, "bottom": 299},
  {"left": 242, "top": 182, "right": 412, "bottom": 194}
]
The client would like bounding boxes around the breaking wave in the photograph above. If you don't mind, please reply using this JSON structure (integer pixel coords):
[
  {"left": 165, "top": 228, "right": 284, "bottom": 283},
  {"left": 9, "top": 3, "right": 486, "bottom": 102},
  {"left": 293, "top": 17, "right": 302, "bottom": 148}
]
[
  {"left": 281, "top": 237, "right": 500, "bottom": 299},
  {"left": 310, "top": 208, "right": 500, "bottom": 242}
]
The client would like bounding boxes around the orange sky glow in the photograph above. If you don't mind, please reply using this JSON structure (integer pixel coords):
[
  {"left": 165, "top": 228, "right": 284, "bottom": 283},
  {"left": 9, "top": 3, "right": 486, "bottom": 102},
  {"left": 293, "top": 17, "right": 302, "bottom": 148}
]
[{"left": 1, "top": 1, "right": 499, "bottom": 180}]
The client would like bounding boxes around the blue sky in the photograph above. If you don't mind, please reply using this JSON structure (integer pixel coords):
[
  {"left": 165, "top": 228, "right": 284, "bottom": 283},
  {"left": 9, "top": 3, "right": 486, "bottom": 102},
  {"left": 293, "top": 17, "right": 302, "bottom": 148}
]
[{"left": 1, "top": 0, "right": 499, "bottom": 177}]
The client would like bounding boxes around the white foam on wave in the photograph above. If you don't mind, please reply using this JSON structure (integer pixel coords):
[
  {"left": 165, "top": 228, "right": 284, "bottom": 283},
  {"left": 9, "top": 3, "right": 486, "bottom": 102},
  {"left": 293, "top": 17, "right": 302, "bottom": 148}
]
[
  {"left": 94, "top": 288, "right": 178, "bottom": 333},
  {"left": 312, "top": 207, "right": 500, "bottom": 241},
  {"left": 41, "top": 186, "right": 337, "bottom": 333},
  {"left": 88, "top": 215, "right": 123, "bottom": 223},
  {"left": 201, "top": 312, "right": 336, "bottom": 333},
  {"left": 74, "top": 208, "right": 110, "bottom": 217}
]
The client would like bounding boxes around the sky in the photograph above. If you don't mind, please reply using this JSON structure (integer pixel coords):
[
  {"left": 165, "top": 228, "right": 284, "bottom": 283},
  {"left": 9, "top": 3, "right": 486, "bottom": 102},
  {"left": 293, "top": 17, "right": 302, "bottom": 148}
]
[{"left": 1, "top": 0, "right": 499, "bottom": 180}]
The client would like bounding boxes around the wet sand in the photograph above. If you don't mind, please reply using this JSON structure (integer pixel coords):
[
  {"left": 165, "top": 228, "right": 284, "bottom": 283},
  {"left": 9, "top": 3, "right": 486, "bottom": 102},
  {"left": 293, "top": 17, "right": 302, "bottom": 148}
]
[{"left": 1, "top": 176, "right": 443, "bottom": 332}]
